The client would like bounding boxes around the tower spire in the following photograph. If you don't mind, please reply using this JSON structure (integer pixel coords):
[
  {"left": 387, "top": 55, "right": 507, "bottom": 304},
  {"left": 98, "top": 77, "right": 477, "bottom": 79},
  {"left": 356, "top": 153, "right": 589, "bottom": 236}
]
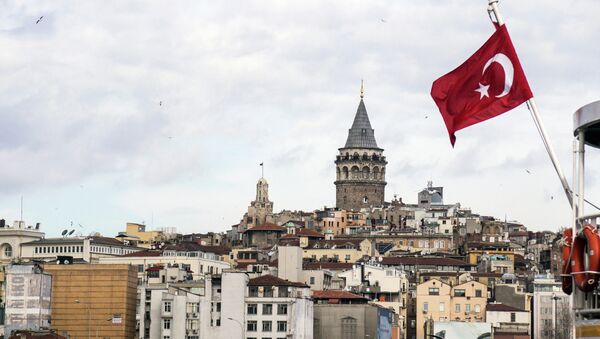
[{"left": 360, "top": 79, "right": 364, "bottom": 98}]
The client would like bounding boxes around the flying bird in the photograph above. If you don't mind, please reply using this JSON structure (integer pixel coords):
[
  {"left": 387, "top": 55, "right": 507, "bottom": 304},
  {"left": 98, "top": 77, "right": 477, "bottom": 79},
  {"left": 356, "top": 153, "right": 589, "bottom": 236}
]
[
  {"left": 525, "top": 169, "right": 531, "bottom": 174},
  {"left": 36, "top": 16, "right": 44, "bottom": 24},
  {"left": 380, "top": 18, "right": 386, "bottom": 23},
  {"left": 425, "top": 115, "right": 428, "bottom": 119},
  {"left": 159, "top": 101, "right": 162, "bottom": 106}
]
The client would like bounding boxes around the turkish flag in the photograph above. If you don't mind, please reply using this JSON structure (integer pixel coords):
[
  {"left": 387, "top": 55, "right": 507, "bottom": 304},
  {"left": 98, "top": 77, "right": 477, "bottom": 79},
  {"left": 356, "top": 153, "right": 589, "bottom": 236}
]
[{"left": 431, "top": 25, "right": 533, "bottom": 146}]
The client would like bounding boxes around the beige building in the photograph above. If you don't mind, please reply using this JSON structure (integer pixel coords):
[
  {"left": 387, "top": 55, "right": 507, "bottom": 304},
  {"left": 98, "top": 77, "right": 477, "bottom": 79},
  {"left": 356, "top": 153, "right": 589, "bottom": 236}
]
[
  {"left": 44, "top": 263, "right": 137, "bottom": 339},
  {"left": 319, "top": 210, "right": 367, "bottom": 235},
  {"left": 118, "top": 223, "right": 167, "bottom": 249},
  {"left": 416, "top": 278, "right": 487, "bottom": 339}
]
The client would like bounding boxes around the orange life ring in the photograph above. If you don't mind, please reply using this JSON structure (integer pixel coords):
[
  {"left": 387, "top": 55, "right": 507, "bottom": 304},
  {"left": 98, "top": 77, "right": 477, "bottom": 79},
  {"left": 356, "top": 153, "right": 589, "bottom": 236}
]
[
  {"left": 561, "top": 228, "right": 573, "bottom": 295},
  {"left": 571, "top": 224, "right": 600, "bottom": 292}
]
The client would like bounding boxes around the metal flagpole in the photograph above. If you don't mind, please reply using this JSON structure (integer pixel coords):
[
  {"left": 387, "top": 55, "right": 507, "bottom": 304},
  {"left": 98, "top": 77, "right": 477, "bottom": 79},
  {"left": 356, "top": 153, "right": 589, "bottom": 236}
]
[{"left": 487, "top": 0, "right": 573, "bottom": 208}]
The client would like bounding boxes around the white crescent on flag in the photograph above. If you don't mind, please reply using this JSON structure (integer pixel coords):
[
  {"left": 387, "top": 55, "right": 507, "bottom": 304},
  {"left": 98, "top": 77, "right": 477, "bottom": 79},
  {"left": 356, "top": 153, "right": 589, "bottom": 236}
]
[{"left": 482, "top": 53, "right": 514, "bottom": 98}]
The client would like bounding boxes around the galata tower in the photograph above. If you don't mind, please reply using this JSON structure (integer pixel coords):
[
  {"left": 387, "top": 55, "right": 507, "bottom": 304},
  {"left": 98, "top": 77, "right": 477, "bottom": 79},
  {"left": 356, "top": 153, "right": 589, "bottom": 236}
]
[{"left": 334, "top": 83, "right": 387, "bottom": 211}]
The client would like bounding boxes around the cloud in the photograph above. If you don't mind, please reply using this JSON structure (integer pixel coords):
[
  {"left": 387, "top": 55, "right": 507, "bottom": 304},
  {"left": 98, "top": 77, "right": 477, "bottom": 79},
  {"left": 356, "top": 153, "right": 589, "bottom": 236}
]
[{"left": 0, "top": 0, "right": 598, "bottom": 235}]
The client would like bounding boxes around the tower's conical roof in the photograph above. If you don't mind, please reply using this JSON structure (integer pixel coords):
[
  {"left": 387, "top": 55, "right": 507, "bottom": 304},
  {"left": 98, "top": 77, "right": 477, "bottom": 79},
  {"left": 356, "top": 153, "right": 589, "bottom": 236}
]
[{"left": 344, "top": 98, "right": 378, "bottom": 149}]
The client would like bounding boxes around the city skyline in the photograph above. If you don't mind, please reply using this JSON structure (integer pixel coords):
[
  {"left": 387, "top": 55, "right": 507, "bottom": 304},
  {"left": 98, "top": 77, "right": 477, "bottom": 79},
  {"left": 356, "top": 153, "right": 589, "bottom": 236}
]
[{"left": 1, "top": 1, "right": 599, "bottom": 236}]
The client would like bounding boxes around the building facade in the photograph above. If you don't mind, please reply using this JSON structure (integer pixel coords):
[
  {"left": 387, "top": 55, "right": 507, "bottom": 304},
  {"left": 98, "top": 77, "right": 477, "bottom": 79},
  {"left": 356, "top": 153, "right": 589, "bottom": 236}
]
[
  {"left": 335, "top": 89, "right": 387, "bottom": 211},
  {"left": 44, "top": 263, "right": 137, "bottom": 339}
]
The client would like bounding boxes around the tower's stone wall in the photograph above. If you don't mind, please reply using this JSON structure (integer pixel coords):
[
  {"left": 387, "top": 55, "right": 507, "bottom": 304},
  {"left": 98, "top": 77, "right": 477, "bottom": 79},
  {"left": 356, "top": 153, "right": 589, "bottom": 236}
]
[{"left": 335, "top": 147, "right": 387, "bottom": 211}]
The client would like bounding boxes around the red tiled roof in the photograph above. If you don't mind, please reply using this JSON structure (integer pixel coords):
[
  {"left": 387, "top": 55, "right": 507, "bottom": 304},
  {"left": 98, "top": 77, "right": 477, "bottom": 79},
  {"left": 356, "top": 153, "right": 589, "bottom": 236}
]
[
  {"left": 244, "top": 223, "right": 286, "bottom": 233},
  {"left": 381, "top": 256, "right": 474, "bottom": 267},
  {"left": 486, "top": 303, "right": 527, "bottom": 312},
  {"left": 197, "top": 245, "right": 231, "bottom": 255},
  {"left": 312, "top": 290, "right": 366, "bottom": 300},
  {"left": 303, "top": 262, "right": 354, "bottom": 270},
  {"left": 121, "top": 249, "right": 162, "bottom": 257},
  {"left": 248, "top": 274, "right": 308, "bottom": 288},
  {"left": 296, "top": 228, "right": 324, "bottom": 238}
]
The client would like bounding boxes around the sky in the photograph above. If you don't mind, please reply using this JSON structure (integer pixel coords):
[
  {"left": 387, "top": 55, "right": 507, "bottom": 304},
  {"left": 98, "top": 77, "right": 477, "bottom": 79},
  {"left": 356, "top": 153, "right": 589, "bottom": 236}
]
[{"left": 0, "top": 1, "right": 599, "bottom": 237}]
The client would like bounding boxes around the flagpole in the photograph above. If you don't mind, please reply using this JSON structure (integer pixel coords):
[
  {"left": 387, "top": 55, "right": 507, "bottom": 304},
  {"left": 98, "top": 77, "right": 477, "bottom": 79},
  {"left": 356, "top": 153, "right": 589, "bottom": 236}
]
[{"left": 488, "top": 0, "right": 573, "bottom": 208}]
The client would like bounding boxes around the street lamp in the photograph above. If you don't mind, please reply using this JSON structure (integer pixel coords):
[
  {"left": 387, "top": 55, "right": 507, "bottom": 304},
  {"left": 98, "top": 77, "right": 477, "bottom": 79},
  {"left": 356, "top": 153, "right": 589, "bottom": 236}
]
[
  {"left": 227, "top": 317, "right": 244, "bottom": 337},
  {"left": 75, "top": 299, "right": 91, "bottom": 339}
]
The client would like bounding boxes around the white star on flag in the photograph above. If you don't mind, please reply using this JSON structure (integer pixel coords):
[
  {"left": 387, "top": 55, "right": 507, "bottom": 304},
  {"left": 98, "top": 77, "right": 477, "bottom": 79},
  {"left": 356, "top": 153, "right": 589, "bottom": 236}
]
[{"left": 474, "top": 82, "right": 490, "bottom": 99}]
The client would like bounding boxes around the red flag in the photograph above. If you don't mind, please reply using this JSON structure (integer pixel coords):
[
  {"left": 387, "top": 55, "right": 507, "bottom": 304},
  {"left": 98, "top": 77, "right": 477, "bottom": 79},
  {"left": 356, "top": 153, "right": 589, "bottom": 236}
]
[{"left": 431, "top": 25, "right": 533, "bottom": 146}]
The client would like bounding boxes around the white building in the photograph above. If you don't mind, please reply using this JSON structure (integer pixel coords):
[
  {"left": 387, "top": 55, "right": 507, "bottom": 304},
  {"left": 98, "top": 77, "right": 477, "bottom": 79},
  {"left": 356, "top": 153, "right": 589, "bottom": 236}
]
[
  {"left": 3, "top": 264, "right": 52, "bottom": 336},
  {"left": 532, "top": 274, "right": 569, "bottom": 338},
  {"left": 485, "top": 303, "right": 530, "bottom": 336},
  {"left": 138, "top": 271, "right": 313, "bottom": 339},
  {"left": 99, "top": 248, "right": 231, "bottom": 283},
  {"left": 337, "top": 261, "right": 408, "bottom": 330},
  {"left": 20, "top": 236, "right": 143, "bottom": 262},
  {"left": 0, "top": 220, "right": 44, "bottom": 265}
]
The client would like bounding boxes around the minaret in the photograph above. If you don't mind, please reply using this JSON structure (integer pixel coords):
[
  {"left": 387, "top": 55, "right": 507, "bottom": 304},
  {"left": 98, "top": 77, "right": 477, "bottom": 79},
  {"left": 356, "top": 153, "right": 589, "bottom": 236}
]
[{"left": 334, "top": 82, "right": 387, "bottom": 211}]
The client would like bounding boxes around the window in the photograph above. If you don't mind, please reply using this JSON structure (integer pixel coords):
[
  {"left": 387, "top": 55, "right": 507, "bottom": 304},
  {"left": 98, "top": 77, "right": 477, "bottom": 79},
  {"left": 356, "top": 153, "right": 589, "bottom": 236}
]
[
  {"left": 249, "top": 287, "right": 259, "bottom": 297},
  {"left": 466, "top": 304, "right": 471, "bottom": 313},
  {"left": 475, "top": 289, "right": 482, "bottom": 298},
  {"left": 341, "top": 317, "right": 357, "bottom": 339},
  {"left": 455, "top": 304, "right": 461, "bottom": 312},
  {"left": 475, "top": 304, "right": 481, "bottom": 313},
  {"left": 454, "top": 289, "right": 466, "bottom": 297},
  {"left": 216, "top": 302, "right": 221, "bottom": 312},
  {"left": 163, "top": 336, "right": 170, "bottom": 339},
  {"left": 439, "top": 302, "right": 445, "bottom": 312},
  {"left": 277, "top": 304, "right": 287, "bottom": 315},
  {"left": 277, "top": 321, "right": 287, "bottom": 332},
  {"left": 247, "top": 304, "right": 257, "bottom": 315},
  {"left": 263, "top": 304, "right": 273, "bottom": 315},
  {"left": 423, "top": 302, "right": 429, "bottom": 312},
  {"left": 137, "top": 264, "right": 144, "bottom": 272},
  {"left": 510, "top": 312, "right": 516, "bottom": 322},
  {"left": 428, "top": 287, "right": 439, "bottom": 296},
  {"left": 345, "top": 254, "right": 351, "bottom": 261},
  {"left": 310, "top": 277, "right": 315, "bottom": 284},
  {"left": 264, "top": 286, "right": 274, "bottom": 297},
  {"left": 278, "top": 287, "right": 289, "bottom": 297},
  {"left": 163, "top": 319, "right": 171, "bottom": 329},
  {"left": 262, "top": 320, "right": 272, "bottom": 331},
  {"left": 164, "top": 302, "right": 171, "bottom": 313},
  {"left": 247, "top": 321, "right": 257, "bottom": 332}
]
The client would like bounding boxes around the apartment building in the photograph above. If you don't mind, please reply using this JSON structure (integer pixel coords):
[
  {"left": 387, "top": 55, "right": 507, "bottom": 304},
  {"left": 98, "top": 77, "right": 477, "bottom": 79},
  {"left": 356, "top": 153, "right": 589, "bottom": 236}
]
[{"left": 415, "top": 278, "right": 487, "bottom": 339}]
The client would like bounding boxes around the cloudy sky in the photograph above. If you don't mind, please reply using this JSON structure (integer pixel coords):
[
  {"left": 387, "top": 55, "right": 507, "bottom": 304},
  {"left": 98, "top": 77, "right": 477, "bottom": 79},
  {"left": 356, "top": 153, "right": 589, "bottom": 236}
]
[{"left": 0, "top": 1, "right": 599, "bottom": 237}]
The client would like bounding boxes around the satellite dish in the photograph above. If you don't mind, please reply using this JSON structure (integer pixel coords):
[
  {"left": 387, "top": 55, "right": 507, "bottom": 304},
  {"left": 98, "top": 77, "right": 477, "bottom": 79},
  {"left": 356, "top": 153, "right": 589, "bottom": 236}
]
[
  {"left": 68, "top": 229, "right": 75, "bottom": 236},
  {"left": 378, "top": 256, "right": 383, "bottom": 262},
  {"left": 61, "top": 229, "right": 68, "bottom": 236}
]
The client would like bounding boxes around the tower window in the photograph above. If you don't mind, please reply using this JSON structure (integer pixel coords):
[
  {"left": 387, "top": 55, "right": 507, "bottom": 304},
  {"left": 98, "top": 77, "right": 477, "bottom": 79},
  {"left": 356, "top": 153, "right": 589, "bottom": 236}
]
[{"left": 363, "top": 196, "right": 368, "bottom": 204}]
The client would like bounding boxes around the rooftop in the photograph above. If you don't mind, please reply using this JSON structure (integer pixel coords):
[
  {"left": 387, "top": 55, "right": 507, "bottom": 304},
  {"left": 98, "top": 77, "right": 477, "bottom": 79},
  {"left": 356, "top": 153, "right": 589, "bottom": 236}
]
[
  {"left": 343, "top": 98, "right": 379, "bottom": 149},
  {"left": 486, "top": 303, "right": 527, "bottom": 312},
  {"left": 312, "top": 290, "right": 366, "bottom": 300},
  {"left": 248, "top": 274, "right": 308, "bottom": 288},
  {"left": 381, "top": 256, "right": 474, "bottom": 267},
  {"left": 244, "top": 223, "right": 286, "bottom": 233}
]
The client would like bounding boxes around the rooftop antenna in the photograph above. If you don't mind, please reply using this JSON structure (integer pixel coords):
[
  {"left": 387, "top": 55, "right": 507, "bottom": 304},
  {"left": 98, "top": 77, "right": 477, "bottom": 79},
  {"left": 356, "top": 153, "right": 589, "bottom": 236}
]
[
  {"left": 68, "top": 229, "right": 75, "bottom": 236},
  {"left": 61, "top": 229, "right": 68, "bottom": 237},
  {"left": 260, "top": 162, "right": 264, "bottom": 178},
  {"left": 20, "top": 196, "right": 23, "bottom": 222}
]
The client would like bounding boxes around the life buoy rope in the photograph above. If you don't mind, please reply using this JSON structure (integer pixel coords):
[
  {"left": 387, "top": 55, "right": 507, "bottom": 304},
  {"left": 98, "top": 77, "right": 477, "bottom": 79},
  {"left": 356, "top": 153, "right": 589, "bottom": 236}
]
[{"left": 561, "top": 228, "right": 573, "bottom": 294}]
